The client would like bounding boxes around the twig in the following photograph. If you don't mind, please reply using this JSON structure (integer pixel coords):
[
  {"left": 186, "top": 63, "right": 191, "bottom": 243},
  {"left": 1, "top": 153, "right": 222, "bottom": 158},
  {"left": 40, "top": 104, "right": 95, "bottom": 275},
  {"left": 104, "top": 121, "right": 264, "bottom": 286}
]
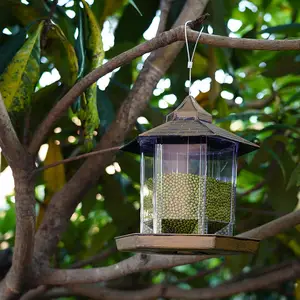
[
  {"left": 41, "top": 0, "right": 58, "bottom": 48},
  {"left": 156, "top": 0, "right": 173, "bottom": 34},
  {"left": 35, "top": 146, "right": 122, "bottom": 173},
  {"left": 49, "top": 0, "right": 58, "bottom": 20},
  {"left": 29, "top": 20, "right": 300, "bottom": 155}
]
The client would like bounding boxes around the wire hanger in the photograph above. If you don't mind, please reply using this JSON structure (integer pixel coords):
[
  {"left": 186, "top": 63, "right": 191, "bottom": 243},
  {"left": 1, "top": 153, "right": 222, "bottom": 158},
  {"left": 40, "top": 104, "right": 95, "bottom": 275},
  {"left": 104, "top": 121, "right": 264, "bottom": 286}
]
[{"left": 184, "top": 21, "right": 204, "bottom": 96}]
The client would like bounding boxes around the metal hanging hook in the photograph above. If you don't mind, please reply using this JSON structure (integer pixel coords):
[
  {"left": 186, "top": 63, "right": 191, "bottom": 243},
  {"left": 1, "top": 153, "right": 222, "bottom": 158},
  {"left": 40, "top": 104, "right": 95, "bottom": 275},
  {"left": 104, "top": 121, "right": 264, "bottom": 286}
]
[{"left": 184, "top": 21, "right": 204, "bottom": 95}]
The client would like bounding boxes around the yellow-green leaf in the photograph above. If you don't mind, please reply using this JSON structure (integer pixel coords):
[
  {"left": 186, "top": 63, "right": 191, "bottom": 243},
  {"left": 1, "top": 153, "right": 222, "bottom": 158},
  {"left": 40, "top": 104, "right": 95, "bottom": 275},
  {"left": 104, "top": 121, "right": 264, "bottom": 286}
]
[
  {"left": 277, "top": 234, "right": 300, "bottom": 256},
  {"left": 36, "top": 139, "right": 66, "bottom": 228},
  {"left": 0, "top": 22, "right": 44, "bottom": 112},
  {"left": 82, "top": 0, "right": 104, "bottom": 70},
  {"left": 80, "top": 0, "right": 104, "bottom": 150},
  {"left": 44, "top": 24, "right": 78, "bottom": 86},
  {"left": 296, "top": 280, "right": 300, "bottom": 300},
  {"left": 98, "top": 0, "right": 125, "bottom": 26}
]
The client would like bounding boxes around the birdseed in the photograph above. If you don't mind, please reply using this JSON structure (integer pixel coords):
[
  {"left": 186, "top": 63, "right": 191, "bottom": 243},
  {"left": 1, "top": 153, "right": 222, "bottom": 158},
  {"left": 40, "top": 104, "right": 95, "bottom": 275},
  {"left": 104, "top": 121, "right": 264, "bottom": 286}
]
[{"left": 143, "top": 173, "right": 232, "bottom": 234}]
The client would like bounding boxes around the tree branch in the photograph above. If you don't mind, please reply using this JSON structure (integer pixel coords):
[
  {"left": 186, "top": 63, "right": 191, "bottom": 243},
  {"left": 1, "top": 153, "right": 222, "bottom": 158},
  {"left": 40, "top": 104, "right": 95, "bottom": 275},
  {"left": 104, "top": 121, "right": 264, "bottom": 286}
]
[
  {"left": 0, "top": 94, "right": 37, "bottom": 299},
  {"left": 0, "top": 93, "right": 28, "bottom": 170},
  {"left": 39, "top": 260, "right": 300, "bottom": 300},
  {"left": 0, "top": 167, "right": 36, "bottom": 299},
  {"left": 35, "top": 146, "right": 121, "bottom": 173},
  {"left": 28, "top": 23, "right": 300, "bottom": 155}
]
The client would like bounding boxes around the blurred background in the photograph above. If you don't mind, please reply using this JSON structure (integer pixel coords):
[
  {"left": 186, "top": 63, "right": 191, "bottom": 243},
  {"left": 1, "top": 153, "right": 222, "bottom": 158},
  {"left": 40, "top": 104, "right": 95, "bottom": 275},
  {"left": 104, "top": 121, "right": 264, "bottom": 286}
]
[{"left": 0, "top": 0, "right": 299, "bottom": 298}]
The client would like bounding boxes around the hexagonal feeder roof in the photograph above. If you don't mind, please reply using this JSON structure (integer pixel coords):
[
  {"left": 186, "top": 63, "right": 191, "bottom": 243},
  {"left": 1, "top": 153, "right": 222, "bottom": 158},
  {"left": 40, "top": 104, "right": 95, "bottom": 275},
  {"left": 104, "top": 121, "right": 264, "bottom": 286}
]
[{"left": 122, "top": 95, "right": 259, "bottom": 156}]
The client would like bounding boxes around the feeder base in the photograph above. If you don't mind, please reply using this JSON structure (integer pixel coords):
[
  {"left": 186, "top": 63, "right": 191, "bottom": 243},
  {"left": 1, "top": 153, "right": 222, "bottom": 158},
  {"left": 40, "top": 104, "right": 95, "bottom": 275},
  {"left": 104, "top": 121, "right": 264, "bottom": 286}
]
[{"left": 115, "top": 234, "right": 259, "bottom": 255}]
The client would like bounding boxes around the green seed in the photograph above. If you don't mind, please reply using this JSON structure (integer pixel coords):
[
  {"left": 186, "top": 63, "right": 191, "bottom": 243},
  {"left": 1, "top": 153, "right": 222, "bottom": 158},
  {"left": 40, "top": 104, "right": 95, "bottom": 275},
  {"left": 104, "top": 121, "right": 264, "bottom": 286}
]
[{"left": 142, "top": 173, "right": 232, "bottom": 234}]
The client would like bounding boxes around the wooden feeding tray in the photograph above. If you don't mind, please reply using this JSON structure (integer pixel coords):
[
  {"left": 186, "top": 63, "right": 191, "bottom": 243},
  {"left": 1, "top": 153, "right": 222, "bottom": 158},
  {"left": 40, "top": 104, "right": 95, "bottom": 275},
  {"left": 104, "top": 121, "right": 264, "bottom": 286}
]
[{"left": 115, "top": 234, "right": 259, "bottom": 255}]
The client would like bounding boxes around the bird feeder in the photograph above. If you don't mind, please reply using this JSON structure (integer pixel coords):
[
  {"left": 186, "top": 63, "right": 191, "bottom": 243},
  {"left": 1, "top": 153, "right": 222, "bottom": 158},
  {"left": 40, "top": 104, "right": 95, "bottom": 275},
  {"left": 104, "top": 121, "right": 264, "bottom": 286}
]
[{"left": 115, "top": 96, "right": 260, "bottom": 255}]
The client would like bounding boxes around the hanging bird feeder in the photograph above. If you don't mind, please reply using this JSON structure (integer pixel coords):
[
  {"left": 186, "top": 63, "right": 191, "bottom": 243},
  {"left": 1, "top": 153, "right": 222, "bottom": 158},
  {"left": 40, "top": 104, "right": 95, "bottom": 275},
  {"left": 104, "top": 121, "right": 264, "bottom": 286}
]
[
  {"left": 115, "top": 21, "right": 260, "bottom": 255},
  {"left": 115, "top": 95, "right": 260, "bottom": 255}
]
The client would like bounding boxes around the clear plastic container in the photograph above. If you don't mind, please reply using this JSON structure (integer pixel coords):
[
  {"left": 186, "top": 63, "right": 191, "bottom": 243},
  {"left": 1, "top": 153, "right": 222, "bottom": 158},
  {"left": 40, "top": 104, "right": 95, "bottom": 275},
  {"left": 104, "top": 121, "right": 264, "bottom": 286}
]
[{"left": 140, "top": 136, "right": 237, "bottom": 236}]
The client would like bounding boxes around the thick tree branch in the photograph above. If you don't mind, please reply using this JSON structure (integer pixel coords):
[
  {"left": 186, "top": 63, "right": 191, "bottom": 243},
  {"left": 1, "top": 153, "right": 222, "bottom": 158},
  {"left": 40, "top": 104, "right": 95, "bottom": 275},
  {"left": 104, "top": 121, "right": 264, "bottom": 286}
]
[
  {"left": 38, "top": 209, "right": 300, "bottom": 286},
  {"left": 0, "top": 94, "right": 36, "bottom": 299},
  {"left": 237, "top": 209, "right": 300, "bottom": 240},
  {"left": 33, "top": 0, "right": 209, "bottom": 264},
  {"left": 0, "top": 165, "right": 36, "bottom": 299},
  {"left": 29, "top": 24, "right": 300, "bottom": 155},
  {"left": 40, "top": 260, "right": 300, "bottom": 299},
  {"left": 0, "top": 93, "right": 28, "bottom": 170}
]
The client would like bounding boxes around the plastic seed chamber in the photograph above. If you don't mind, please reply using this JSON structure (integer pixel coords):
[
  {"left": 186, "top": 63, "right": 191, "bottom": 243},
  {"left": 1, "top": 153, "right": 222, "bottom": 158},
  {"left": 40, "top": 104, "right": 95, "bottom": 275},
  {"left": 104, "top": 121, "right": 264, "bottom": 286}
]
[{"left": 116, "top": 96, "right": 260, "bottom": 255}]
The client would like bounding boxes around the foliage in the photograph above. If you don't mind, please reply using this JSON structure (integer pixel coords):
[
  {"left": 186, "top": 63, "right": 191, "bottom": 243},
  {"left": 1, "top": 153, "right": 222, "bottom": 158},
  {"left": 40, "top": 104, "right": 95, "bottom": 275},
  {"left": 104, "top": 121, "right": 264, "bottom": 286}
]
[{"left": 0, "top": 0, "right": 299, "bottom": 299}]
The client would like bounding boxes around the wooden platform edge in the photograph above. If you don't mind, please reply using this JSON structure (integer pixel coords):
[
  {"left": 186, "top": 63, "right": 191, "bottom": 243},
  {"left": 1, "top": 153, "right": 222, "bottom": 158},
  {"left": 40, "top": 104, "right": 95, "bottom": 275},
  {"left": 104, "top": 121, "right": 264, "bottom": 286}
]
[{"left": 115, "top": 234, "right": 259, "bottom": 255}]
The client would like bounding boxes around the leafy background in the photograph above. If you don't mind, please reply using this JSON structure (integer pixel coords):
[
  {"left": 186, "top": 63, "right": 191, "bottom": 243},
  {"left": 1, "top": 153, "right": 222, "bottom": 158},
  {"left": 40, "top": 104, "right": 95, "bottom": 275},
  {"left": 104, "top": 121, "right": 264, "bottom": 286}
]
[{"left": 0, "top": 0, "right": 299, "bottom": 298}]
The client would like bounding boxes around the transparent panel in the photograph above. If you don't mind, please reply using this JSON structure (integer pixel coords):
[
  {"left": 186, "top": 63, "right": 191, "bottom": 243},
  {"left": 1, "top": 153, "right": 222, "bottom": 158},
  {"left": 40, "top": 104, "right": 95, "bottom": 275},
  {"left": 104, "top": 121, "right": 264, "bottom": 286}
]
[
  {"left": 153, "top": 138, "right": 207, "bottom": 234},
  {"left": 140, "top": 136, "right": 238, "bottom": 236},
  {"left": 140, "top": 152, "right": 154, "bottom": 233},
  {"left": 205, "top": 138, "right": 238, "bottom": 235}
]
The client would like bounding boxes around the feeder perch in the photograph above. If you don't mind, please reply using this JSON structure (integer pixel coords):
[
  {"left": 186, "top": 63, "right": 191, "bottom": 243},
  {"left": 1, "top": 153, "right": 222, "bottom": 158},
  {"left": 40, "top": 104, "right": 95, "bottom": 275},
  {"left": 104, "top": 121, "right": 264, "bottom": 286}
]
[{"left": 115, "top": 96, "right": 260, "bottom": 255}]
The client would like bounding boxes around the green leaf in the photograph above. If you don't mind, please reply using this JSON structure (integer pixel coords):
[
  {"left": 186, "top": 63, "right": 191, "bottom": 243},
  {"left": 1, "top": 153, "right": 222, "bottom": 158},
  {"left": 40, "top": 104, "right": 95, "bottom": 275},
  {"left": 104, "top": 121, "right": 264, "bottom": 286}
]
[
  {"left": 128, "top": 0, "right": 143, "bottom": 16},
  {"left": 75, "top": 2, "right": 86, "bottom": 81},
  {"left": 260, "top": 23, "right": 300, "bottom": 35},
  {"left": 44, "top": 24, "right": 78, "bottom": 86},
  {"left": 0, "top": 27, "right": 27, "bottom": 76},
  {"left": 286, "top": 90, "right": 300, "bottom": 105},
  {"left": 0, "top": 0, "right": 44, "bottom": 29},
  {"left": 263, "top": 52, "right": 300, "bottom": 78},
  {"left": 88, "top": 223, "right": 117, "bottom": 256},
  {"left": 0, "top": 203, "right": 16, "bottom": 234},
  {"left": 287, "top": 163, "right": 300, "bottom": 190},
  {"left": 72, "top": 2, "right": 85, "bottom": 112},
  {"left": 79, "top": 0, "right": 104, "bottom": 150},
  {"left": 0, "top": 21, "right": 44, "bottom": 113},
  {"left": 81, "top": 186, "right": 98, "bottom": 218},
  {"left": 101, "top": 174, "right": 139, "bottom": 231},
  {"left": 0, "top": 153, "right": 8, "bottom": 172},
  {"left": 97, "top": 89, "right": 115, "bottom": 136},
  {"left": 264, "top": 145, "right": 286, "bottom": 183},
  {"left": 30, "top": 81, "right": 65, "bottom": 131}
]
